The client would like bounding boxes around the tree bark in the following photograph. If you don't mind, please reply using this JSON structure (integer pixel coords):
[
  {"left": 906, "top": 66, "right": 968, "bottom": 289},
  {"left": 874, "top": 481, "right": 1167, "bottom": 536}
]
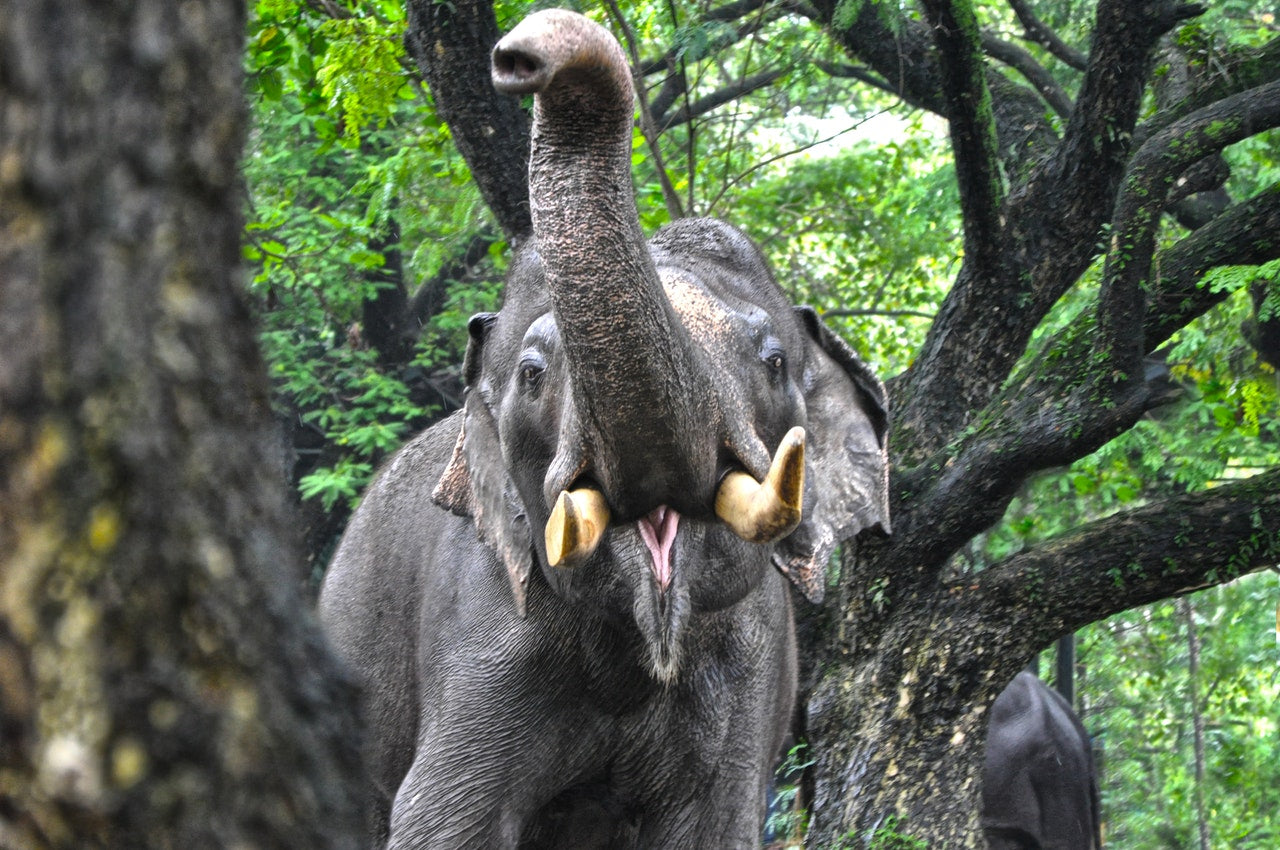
[
  {"left": 0, "top": 2, "right": 364, "bottom": 845},
  {"left": 404, "top": 0, "right": 533, "bottom": 243}
]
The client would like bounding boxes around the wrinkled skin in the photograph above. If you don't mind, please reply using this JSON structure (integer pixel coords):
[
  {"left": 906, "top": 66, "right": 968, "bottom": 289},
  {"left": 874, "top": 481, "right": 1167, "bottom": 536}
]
[
  {"left": 982, "top": 672, "right": 1102, "bottom": 850},
  {"left": 319, "top": 10, "right": 889, "bottom": 849}
]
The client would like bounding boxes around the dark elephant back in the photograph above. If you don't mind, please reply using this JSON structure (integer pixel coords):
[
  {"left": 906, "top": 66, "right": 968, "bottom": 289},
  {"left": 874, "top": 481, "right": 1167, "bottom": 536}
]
[{"left": 982, "top": 671, "right": 1101, "bottom": 850}]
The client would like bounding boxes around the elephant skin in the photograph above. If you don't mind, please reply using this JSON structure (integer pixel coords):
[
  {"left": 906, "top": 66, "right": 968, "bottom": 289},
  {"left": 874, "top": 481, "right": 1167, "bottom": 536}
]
[
  {"left": 319, "top": 9, "right": 889, "bottom": 848},
  {"left": 982, "top": 672, "right": 1102, "bottom": 850}
]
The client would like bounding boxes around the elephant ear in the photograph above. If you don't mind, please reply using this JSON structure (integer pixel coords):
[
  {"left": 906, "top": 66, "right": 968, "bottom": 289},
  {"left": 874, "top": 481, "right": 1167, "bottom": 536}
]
[
  {"left": 776, "top": 307, "right": 890, "bottom": 604},
  {"left": 433, "top": 313, "right": 535, "bottom": 616}
]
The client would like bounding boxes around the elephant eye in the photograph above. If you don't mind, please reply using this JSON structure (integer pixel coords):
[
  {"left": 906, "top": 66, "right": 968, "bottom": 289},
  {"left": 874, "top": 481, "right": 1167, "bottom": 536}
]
[
  {"left": 518, "top": 351, "right": 547, "bottom": 389},
  {"left": 761, "top": 340, "right": 786, "bottom": 378}
]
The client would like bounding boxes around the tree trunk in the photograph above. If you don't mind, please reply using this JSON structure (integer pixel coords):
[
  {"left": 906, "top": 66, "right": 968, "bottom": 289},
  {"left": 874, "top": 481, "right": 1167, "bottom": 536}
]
[
  {"left": 404, "top": 0, "right": 532, "bottom": 243},
  {"left": 1181, "top": 599, "right": 1212, "bottom": 850},
  {"left": 0, "top": 2, "right": 364, "bottom": 845},
  {"left": 804, "top": 538, "right": 1018, "bottom": 846}
]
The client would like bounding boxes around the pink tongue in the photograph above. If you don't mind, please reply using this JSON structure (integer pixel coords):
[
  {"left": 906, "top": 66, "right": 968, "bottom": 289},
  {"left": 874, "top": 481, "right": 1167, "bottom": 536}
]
[{"left": 637, "top": 506, "right": 679, "bottom": 591}]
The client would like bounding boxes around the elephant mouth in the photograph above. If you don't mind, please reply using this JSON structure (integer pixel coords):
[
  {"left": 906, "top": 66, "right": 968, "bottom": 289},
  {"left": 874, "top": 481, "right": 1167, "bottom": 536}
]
[
  {"left": 543, "top": 426, "right": 806, "bottom": 570},
  {"left": 637, "top": 506, "right": 679, "bottom": 593}
]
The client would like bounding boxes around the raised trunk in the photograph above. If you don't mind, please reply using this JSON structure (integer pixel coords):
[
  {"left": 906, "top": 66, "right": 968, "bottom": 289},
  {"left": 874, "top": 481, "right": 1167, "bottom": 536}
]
[{"left": 493, "top": 11, "right": 712, "bottom": 519}]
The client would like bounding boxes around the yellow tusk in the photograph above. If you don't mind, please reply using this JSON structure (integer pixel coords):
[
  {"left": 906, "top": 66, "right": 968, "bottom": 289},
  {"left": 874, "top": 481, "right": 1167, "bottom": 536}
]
[
  {"left": 545, "top": 487, "right": 610, "bottom": 568},
  {"left": 715, "top": 426, "right": 805, "bottom": 544}
]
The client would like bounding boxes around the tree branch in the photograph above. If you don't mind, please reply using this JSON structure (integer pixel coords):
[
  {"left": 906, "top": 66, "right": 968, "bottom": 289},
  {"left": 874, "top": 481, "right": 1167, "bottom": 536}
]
[
  {"left": 404, "top": 231, "right": 501, "bottom": 338},
  {"left": 814, "top": 0, "right": 947, "bottom": 114},
  {"left": 921, "top": 0, "right": 1005, "bottom": 276},
  {"left": 971, "top": 466, "right": 1280, "bottom": 645},
  {"left": 903, "top": 180, "right": 1280, "bottom": 569},
  {"left": 1137, "top": 35, "right": 1280, "bottom": 148},
  {"left": 980, "top": 31, "right": 1073, "bottom": 118},
  {"left": 813, "top": 60, "right": 903, "bottom": 101},
  {"left": 656, "top": 68, "right": 788, "bottom": 130},
  {"left": 1005, "top": 0, "right": 1087, "bottom": 71},
  {"left": 604, "top": 0, "right": 685, "bottom": 220},
  {"left": 1147, "top": 181, "right": 1280, "bottom": 350},
  {"left": 1047, "top": 0, "right": 1203, "bottom": 251},
  {"left": 638, "top": 0, "right": 776, "bottom": 78},
  {"left": 891, "top": 364, "right": 1161, "bottom": 575},
  {"left": 1098, "top": 79, "right": 1280, "bottom": 372},
  {"left": 889, "top": 1, "right": 1214, "bottom": 462}
]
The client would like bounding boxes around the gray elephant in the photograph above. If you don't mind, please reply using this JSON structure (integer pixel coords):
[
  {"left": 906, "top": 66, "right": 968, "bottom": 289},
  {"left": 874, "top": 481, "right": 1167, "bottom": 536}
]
[
  {"left": 319, "top": 9, "right": 889, "bottom": 848},
  {"left": 982, "top": 672, "right": 1102, "bottom": 850}
]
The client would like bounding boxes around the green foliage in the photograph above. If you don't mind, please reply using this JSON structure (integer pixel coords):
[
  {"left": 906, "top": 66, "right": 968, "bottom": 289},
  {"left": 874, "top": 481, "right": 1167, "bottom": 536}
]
[
  {"left": 314, "top": 13, "right": 411, "bottom": 146},
  {"left": 1200, "top": 257, "right": 1280, "bottom": 300},
  {"left": 244, "top": 1, "right": 501, "bottom": 523},
  {"left": 766, "top": 743, "right": 813, "bottom": 846},
  {"left": 726, "top": 128, "right": 958, "bottom": 373},
  {"left": 866, "top": 815, "right": 929, "bottom": 849},
  {"left": 1078, "top": 574, "right": 1280, "bottom": 849}
]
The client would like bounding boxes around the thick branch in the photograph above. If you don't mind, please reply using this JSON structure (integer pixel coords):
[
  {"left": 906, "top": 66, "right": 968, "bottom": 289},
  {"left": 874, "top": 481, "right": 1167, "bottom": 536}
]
[
  {"left": 921, "top": 0, "right": 1005, "bottom": 275},
  {"left": 1147, "top": 181, "right": 1280, "bottom": 349},
  {"left": 911, "top": 182, "right": 1280, "bottom": 556},
  {"left": 814, "top": 0, "right": 947, "bottom": 113},
  {"left": 892, "top": 366, "right": 1161, "bottom": 576},
  {"left": 911, "top": 181, "right": 1280, "bottom": 549},
  {"left": 1046, "top": 0, "right": 1201, "bottom": 236},
  {"left": 1137, "top": 36, "right": 1280, "bottom": 147},
  {"left": 1098, "top": 79, "right": 1280, "bottom": 370},
  {"left": 972, "top": 467, "right": 1280, "bottom": 640},
  {"left": 890, "top": 1, "right": 1208, "bottom": 461}
]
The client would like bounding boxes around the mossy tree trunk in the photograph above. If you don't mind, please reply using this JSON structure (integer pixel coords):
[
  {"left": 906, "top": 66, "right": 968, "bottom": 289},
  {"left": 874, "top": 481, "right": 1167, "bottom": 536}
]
[
  {"left": 803, "top": 0, "right": 1280, "bottom": 844},
  {"left": 0, "top": 1, "right": 364, "bottom": 846}
]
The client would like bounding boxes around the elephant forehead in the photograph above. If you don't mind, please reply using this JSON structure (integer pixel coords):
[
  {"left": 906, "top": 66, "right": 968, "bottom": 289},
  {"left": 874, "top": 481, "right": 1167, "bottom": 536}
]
[{"left": 660, "top": 270, "right": 737, "bottom": 347}]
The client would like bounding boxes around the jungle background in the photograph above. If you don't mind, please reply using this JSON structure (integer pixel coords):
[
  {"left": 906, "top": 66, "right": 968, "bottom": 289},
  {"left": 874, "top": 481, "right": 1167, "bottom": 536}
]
[
  {"left": 242, "top": 0, "right": 1279, "bottom": 846},
  {"left": 3, "top": 0, "right": 1278, "bottom": 846}
]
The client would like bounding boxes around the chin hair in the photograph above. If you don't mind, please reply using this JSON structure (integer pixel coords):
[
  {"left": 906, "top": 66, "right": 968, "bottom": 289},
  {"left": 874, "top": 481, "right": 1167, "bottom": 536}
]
[
  {"left": 633, "top": 577, "right": 690, "bottom": 686},
  {"left": 645, "top": 638, "right": 682, "bottom": 685}
]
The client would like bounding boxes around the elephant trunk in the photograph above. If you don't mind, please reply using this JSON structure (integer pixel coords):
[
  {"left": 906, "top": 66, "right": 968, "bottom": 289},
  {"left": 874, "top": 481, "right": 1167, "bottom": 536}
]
[{"left": 493, "top": 11, "right": 713, "bottom": 520}]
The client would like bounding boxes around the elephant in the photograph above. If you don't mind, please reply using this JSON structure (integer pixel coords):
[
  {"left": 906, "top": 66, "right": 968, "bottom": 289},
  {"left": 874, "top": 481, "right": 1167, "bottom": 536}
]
[
  {"left": 982, "top": 672, "right": 1103, "bottom": 850},
  {"left": 318, "top": 9, "right": 889, "bottom": 848}
]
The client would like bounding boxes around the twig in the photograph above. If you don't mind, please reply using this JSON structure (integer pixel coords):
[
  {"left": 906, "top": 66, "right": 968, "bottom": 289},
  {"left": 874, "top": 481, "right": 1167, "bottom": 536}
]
[{"left": 604, "top": 0, "right": 686, "bottom": 220}]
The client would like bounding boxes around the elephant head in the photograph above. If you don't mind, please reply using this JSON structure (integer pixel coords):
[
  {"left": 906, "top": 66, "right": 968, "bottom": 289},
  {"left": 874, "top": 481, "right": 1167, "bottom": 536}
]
[{"left": 433, "top": 9, "right": 889, "bottom": 681}]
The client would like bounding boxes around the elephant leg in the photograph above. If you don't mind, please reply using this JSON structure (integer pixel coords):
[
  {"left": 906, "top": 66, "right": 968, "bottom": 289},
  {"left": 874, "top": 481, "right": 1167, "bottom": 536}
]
[
  {"left": 386, "top": 748, "right": 526, "bottom": 850},
  {"left": 631, "top": 774, "right": 771, "bottom": 850}
]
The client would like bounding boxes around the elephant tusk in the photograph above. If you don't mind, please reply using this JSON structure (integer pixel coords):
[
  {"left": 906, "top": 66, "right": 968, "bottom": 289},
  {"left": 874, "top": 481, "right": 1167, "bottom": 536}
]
[
  {"left": 545, "top": 487, "right": 610, "bottom": 568},
  {"left": 715, "top": 426, "right": 805, "bottom": 545}
]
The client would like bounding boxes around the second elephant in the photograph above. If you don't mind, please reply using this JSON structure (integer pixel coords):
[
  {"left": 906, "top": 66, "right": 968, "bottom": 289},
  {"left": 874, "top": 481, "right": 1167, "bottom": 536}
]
[{"left": 983, "top": 672, "right": 1102, "bottom": 850}]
